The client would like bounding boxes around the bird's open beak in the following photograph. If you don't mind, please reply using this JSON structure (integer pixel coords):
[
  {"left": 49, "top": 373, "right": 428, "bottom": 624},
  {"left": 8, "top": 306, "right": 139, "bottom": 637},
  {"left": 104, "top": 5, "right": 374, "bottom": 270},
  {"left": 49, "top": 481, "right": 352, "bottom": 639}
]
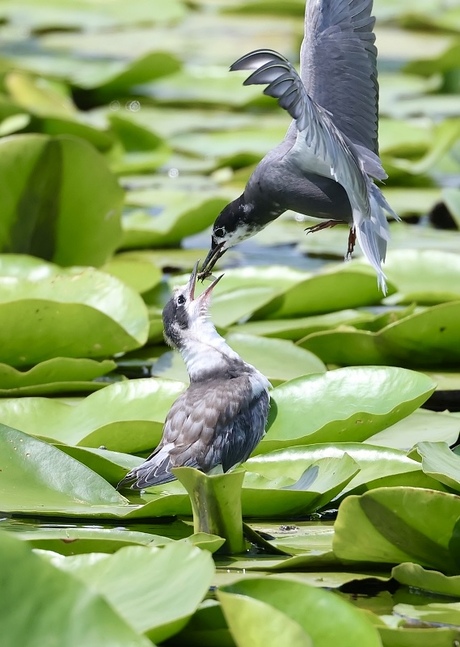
[
  {"left": 187, "top": 261, "right": 223, "bottom": 305},
  {"left": 199, "top": 242, "right": 226, "bottom": 280}
]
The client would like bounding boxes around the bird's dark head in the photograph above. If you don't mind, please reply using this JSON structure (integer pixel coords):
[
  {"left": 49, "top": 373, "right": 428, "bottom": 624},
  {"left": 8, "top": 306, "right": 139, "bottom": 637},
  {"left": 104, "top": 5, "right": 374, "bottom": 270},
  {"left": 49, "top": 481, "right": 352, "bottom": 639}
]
[
  {"left": 163, "top": 261, "right": 223, "bottom": 350},
  {"left": 200, "top": 196, "right": 255, "bottom": 278}
]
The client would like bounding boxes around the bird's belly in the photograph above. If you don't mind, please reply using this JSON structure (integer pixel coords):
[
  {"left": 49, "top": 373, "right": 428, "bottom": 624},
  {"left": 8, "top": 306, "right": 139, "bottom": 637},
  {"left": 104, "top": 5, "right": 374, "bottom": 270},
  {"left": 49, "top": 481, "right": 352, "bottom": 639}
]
[{"left": 264, "top": 163, "right": 353, "bottom": 222}]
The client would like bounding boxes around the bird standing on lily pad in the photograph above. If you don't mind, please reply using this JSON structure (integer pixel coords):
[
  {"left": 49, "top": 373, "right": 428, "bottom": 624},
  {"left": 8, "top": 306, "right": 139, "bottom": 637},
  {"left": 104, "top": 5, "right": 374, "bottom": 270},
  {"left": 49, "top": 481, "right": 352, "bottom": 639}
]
[
  {"left": 118, "top": 263, "right": 270, "bottom": 491},
  {"left": 200, "top": 0, "right": 398, "bottom": 293}
]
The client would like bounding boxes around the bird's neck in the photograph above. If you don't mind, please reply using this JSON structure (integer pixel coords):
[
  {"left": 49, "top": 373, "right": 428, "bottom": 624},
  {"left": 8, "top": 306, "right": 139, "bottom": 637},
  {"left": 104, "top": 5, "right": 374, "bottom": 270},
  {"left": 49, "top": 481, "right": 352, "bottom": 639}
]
[{"left": 179, "top": 321, "right": 242, "bottom": 382}]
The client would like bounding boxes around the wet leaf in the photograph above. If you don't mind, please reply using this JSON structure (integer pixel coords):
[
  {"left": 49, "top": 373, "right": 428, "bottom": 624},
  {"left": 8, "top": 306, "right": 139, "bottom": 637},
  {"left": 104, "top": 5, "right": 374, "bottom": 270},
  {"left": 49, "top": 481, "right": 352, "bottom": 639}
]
[
  {"left": 218, "top": 577, "right": 382, "bottom": 646},
  {"left": 0, "top": 358, "right": 116, "bottom": 396},
  {"left": 260, "top": 367, "right": 435, "bottom": 453},
  {"left": 0, "top": 378, "right": 186, "bottom": 453},
  {"left": 0, "top": 425, "right": 129, "bottom": 516},
  {"left": 0, "top": 257, "right": 149, "bottom": 367},
  {"left": 50, "top": 542, "right": 215, "bottom": 643},
  {"left": 0, "top": 533, "right": 151, "bottom": 647},
  {"left": 365, "top": 409, "right": 460, "bottom": 450},
  {"left": 0, "top": 134, "right": 123, "bottom": 265},
  {"left": 415, "top": 442, "right": 460, "bottom": 492},
  {"left": 392, "top": 562, "right": 460, "bottom": 598},
  {"left": 334, "top": 487, "right": 460, "bottom": 573},
  {"left": 299, "top": 302, "right": 460, "bottom": 367}
]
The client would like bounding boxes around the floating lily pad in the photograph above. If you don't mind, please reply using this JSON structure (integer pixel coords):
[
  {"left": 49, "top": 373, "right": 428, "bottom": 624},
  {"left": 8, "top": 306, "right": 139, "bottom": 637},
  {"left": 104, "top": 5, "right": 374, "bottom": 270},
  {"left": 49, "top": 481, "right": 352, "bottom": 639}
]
[
  {"left": 229, "top": 310, "right": 375, "bottom": 340},
  {"left": 0, "top": 533, "right": 151, "bottom": 647},
  {"left": 253, "top": 264, "right": 395, "bottom": 319},
  {"left": 121, "top": 194, "right": 229, "bottom": 249},
  {"left": 218, "top": 578, "right": 382, "bottom": 647},
  {"left": 18, "top": 527, "right": 173, "bottom": 555},
  {"left": 384, "top": 250, "right": 460, "bottom": 304},
  {"left": 415, "top": 442, "right": 460, "bottom": 493},
  {"left": 0, "top": 378, "right": 186, "bottom": 452},
  {"left": 393, "top": 562, "right": 460, "bottom": 598},
  {"left": 246, "top": 443, "right": 443, "bottom": 501},
  {"left": 0, "top": 358, "right": 116, "bottom": 396},
  {"left": 0, "top": 134, "right": 123, "bottom": 265},
  {"left": 50, "top": 542, "right": 215, "bottom": 643},
  {"left": 260, "top": 367, "right": 435, "bottom": 453},
  {"left": 0, "top": 257, "right": 149, "bottom": 367},
  {"left": 299, "top": 302, "right": 460, "bottom": 367},
  {"left": 365, "top": 409, "right": 460, "bottom": 450},
  {"left": 333, "top": 487, "right": 460, "bottom": 573},
  {"left": 0, "top": 425, "right": 129, "bottom": 516},
  {"left": 102, "top": 254, "right": 162, "bottom": 294}
]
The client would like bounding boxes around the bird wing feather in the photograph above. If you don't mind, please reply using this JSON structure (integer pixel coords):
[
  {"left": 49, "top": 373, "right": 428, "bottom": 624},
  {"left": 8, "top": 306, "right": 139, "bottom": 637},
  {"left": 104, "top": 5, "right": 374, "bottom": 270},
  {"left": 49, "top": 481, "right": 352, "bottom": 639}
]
[
  {"left": 300, "top": 0, "right": 379, "bottom": 154},
  {"left": 118, "top": 377, "right": 269, "bottom": 490}
]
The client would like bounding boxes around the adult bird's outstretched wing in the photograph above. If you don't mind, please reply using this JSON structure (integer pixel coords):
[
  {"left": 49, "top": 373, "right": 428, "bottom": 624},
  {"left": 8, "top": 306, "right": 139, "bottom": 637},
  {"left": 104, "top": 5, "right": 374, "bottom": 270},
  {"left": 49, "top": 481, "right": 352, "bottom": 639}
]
[{"left": 300, "top": 0, "right": 379, "bottom": 154}]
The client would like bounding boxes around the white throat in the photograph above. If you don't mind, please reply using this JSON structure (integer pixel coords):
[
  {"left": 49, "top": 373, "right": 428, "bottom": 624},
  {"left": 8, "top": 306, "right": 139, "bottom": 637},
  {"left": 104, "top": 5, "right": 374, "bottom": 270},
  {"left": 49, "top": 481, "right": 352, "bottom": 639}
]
[{"left": 180, "top": 319, "right": 241, "bottom": 381}]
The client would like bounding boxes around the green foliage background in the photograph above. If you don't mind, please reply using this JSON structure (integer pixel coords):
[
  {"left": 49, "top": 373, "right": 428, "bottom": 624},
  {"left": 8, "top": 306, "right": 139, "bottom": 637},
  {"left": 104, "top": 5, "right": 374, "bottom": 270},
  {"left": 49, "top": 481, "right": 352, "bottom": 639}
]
[{"left": 0, "top": 0, "right": 459, "bottom": 645}]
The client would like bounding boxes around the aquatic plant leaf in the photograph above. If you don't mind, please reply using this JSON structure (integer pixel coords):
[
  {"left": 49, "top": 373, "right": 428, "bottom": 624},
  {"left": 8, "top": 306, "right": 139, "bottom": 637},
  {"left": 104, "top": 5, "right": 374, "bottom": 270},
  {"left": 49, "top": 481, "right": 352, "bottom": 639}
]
[
  {"left": 50, "top": 542, "right": 215, "bottom": 643},
  {"left": 0, "top": 358, "right": 116, "bottom": 396},
  {"left": 219, "top": 590, "right": 313, "bottom": 647},
  {"left": 0, "top": 257, "right": 149, "bottom": 367},
  {"left": 299, "top": 302, "right": 460, "bottom": 367},
  {"left": 218, "top": 577, "right": 382, "bottom": 647},
  {"left": 392, "top": 562, "right": 460, "bottom": 598},
  {"left": 260, "top": 367, "right": 435, "bottom": 452},
  {"left": 0, "top": 533, "right": 151, "bottom": 647},
  {"left": 415, "top": 442, "right": 460, "bottom": 492},
  {"left": 0, "top": 425, "right": 129, "bottom": 515},
  {"left": 0, "top": 134, "right": 123, "bottom": 265},
  {"left": 333, "top": 487, "right": 460, "bottom": 573},
  {"left": 0, "top": 378, "right": 186, "bottom": 453},
  {"left": 365, "top": 409, "right": 460, "bottom": 450}
]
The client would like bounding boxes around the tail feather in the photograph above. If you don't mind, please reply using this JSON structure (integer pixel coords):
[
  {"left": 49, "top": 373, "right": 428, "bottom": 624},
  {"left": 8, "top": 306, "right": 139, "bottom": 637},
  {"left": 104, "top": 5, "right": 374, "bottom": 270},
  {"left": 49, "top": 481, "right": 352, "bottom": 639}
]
[
  {"left": 117, "top": 448, "right": 175, "bottom": 491},
  {"left": 355, "top": 183, "right": 399, "bottom": 295}
]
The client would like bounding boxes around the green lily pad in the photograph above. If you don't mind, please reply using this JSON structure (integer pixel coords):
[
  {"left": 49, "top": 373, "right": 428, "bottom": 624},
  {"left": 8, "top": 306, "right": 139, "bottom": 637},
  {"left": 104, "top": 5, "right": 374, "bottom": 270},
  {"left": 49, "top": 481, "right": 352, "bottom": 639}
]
[
  {"left": 102, "top": 255, "right": 162, "bottom": 294},
  {"left": 121, "top": 194, "right": 228, "bottom": 249},
  {"left": 0, "top": 134, "right": 123, "bottom": 266},
  {"left": 365, "top": 409, "right": 460, "bottom": 450},
  {"left": 0, "top": 358, "right": 116, "bottom": 395},
  {"left": 333, "top": 487, "right": 460, "bottom": 573},
  {"left": 0, "top": 424, "right": 130, "bottom": 516},
  {"left": 393, "top": 562, "right": 460, "bottom": 598},
  {"left": 0, "top": 257, "right": 149, "bottom": 367},
  {"left": 384, "top": 250, "right": 460, "bottom": 304},
  {"left": 253, "top": 264, "right": 395, "bottom": 319},
  {"left": 246, "top": 443, "right": 443, "bottom": 500},
  {"left": 0, "top": 532, "right": 151, "bottom": 647},
  {"left": 299, "top": 301, "right": 460, "bottom": 367},
  {"left": 19, "top": 527, "right": 173, "bottom": 555},
  {"left": 0, "top": 378, "right": 186, "bottom": 452},
  {"left": 50, "top": 542, "right": 215, "bottom": 643},
  {"left": 259, "top": 367, "right": 435, "bottom": 453},
  {"left": 55, "top": 445, "right": 142, "bottom": 485},
  {"left": 229, "top": 310, "right": 374, "bottom": 340},
  {"left": 415, "top": 442, "right": 460, "bottom": 492},
  {"left": 219, "top": 590, "right": 313, "bottom": 647},
  {"left": 241, "top": 454, "right": 359, "bottom": 517},
  {"left": 218, "top": 577, "right": 382, "bottom": 647}
]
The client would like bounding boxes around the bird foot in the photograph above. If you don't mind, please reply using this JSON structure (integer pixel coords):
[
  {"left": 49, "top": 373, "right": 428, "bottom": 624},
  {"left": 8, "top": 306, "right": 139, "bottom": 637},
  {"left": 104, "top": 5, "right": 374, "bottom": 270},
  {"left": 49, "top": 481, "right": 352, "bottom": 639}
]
[
  {"left": 346, "top": 227, "right": 356, "bottom": 259},
  {"left": 304, "top": 219, "right": 342, "bottom": 235}
]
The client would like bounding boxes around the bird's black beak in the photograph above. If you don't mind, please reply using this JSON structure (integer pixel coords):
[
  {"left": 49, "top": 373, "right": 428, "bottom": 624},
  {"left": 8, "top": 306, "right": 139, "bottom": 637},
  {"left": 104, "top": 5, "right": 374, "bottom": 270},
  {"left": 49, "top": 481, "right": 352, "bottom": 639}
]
[
  {"left": 187, "top": 260, "right": 223, "bottom": 304},
  {"left": 199, "top": 241, "right": 226, "bottom": 281}
]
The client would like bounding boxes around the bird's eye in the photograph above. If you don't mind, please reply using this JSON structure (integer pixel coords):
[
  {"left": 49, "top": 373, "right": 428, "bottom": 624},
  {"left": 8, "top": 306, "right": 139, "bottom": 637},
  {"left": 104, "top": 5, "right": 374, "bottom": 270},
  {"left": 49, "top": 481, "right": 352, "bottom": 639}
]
[
  {"left": 214, "top": 226, "right": 226, "bottom": 238},
  {"left": 177, "top": 294, "right": 186, "bottom": 305}
]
